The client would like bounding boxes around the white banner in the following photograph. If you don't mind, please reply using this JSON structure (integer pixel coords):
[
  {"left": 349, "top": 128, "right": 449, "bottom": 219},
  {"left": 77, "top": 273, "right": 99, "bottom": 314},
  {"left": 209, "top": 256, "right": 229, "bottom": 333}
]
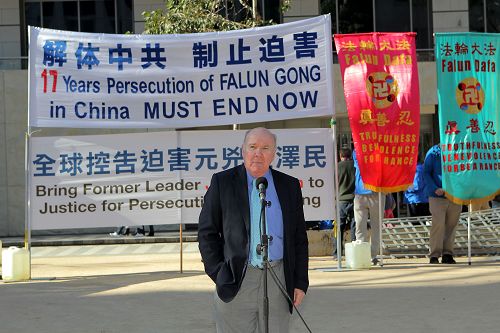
[
  {"left": 30, "top": 129, "right": 334, "bottom": 230},
  {"left": 28, "top": 16, "right": 334, "bottom": 128}
]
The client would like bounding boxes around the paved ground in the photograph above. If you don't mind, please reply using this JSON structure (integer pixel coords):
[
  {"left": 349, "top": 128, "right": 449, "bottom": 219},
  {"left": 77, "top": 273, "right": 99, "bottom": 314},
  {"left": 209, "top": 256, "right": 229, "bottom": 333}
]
[{"left": 1, "top": 243, "right": 499, "bottom": 333}]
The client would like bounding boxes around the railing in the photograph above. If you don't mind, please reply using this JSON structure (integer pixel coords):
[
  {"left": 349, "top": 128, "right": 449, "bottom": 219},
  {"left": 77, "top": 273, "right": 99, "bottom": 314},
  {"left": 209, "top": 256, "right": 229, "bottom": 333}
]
[{"left": 382, "top": 208, "right": 500, "bottom": 257}]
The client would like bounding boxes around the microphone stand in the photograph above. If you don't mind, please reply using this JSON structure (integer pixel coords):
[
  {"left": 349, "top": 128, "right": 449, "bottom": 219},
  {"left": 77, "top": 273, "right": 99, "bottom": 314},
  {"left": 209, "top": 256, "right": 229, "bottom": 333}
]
[
  {"left": 256, "top": 184, "right": 312, "bottom": 333},
  {"left": 257, "top": 192, "right": 271, "bottom": 333}
]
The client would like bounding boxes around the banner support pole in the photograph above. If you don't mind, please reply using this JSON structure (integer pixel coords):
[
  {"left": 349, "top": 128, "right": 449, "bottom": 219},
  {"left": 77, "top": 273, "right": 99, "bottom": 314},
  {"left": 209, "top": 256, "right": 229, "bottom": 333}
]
[
  {"left": 25, "top": 129, "right": 55, "bottom": 282},
  {"left": 467, "top": 203, "right": 472, "bottom": 266},
  {"left": 331, "top": 118, "right": 342, "bottom": 269},
  {"left": 180, "top": 223, "right": 183, "bottom": 273},
  {"left": 24, "top": 128, "right": 33, "bottom": 279},
  {"left": 378, "top": 191, "right": 384, "bottom": 267}
]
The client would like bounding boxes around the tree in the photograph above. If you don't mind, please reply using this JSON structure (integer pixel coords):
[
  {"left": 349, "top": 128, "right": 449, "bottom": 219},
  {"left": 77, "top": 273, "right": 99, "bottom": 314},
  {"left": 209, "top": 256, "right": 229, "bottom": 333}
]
[{"left": 142, "top": 0, "right": 289, "bottom": 34}]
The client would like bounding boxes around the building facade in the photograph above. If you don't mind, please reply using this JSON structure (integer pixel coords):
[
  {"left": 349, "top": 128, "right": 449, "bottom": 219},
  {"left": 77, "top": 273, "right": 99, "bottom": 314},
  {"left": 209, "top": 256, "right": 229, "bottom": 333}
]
[{"left": 0, "top": 0, "right": 498, "bottom": 236}]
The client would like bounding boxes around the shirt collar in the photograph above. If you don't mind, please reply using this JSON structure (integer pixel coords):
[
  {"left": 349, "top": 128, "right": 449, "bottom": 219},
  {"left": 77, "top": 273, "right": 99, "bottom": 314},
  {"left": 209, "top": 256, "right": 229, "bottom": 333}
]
[{"left": 246, "top": 169, "right": 272, "bottom": 189}]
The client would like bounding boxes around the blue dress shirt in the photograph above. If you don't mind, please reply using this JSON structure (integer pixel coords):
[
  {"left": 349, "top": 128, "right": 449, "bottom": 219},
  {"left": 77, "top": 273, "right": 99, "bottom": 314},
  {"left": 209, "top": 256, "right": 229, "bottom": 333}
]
[{"left": 246, "top": 170, "right": 284, "bottom": 263}]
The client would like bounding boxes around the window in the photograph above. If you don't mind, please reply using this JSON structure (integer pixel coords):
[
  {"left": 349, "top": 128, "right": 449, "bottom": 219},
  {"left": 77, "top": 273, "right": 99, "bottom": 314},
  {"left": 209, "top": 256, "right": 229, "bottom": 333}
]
[
  {"left": 24, "top": 0, "right": 133, "bottom": 33},
  {"left": 259, "top": 0, "right": 281, "bottom": 23},
  {"left": 22, "top": 0, "right": 133, "bottom": 63},
  {"left": 320, "top": 0, "right": 375, "bottom": 34},
  {"left": 220, "top": 0, "right": 280, "bottom": 24},
  {"left": 80, "top": 0, "right": 116, "bottom": 33},
  {"left": 470, "top": 0, "right": 486, "bottom": 32},
  {"left": 375, "top": 0, "right": 410, "bottom": 32},
  {"left": 321, "top": 0, "right": 433, "bottom": 51},
  {"left": 486, "top": 0, "right": 500, "bottom": 32},
  {"left": 412, "top": 0, "right": 433, "bottom": 50},
  {"left": 338, "top": 0, "right": 374, "bottom": 34},
  {"left": 320, "top": 0, "right": 338, "bottom": 33},
  {"left": 469, "top": 0, "right": 500, "bottom": 32},
  {"left": 40, "top": 1, "right": 79, "bottom": 31}
]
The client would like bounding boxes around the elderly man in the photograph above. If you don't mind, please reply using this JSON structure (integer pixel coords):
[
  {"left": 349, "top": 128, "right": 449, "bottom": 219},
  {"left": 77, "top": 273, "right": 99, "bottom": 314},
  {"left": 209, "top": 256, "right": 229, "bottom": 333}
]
[{"left": 198, "top": 127, "right": 309, "bottom": 332}]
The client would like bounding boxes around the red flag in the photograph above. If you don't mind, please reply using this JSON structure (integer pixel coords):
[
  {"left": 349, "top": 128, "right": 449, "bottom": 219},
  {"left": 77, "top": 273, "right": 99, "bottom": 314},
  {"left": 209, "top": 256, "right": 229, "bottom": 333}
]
[{"left": 334, "top": 33, "right": 420, "bottom": 192}]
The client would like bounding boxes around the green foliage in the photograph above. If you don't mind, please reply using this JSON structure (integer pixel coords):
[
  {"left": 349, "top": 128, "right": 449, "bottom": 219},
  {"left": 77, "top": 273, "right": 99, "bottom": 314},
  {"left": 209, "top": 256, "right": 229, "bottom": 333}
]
[
  {"left": 281, "top": 0, "right": 291, "bottom": 13},
  {"left": 142, "top": 0, "right": 289, "bottom": 34}
]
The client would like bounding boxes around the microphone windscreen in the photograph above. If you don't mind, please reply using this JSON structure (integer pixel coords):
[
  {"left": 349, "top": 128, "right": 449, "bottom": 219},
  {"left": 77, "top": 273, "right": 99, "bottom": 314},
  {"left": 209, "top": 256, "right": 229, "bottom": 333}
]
[{"left": 255, "top": 177, "right": 268, "bottom": 190}]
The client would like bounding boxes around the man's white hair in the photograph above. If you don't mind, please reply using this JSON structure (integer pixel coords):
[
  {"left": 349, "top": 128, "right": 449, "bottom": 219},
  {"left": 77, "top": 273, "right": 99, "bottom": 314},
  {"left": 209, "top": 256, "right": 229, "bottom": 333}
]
[{"left": 242, "top": 127, "right": 277, "bottom": 149}]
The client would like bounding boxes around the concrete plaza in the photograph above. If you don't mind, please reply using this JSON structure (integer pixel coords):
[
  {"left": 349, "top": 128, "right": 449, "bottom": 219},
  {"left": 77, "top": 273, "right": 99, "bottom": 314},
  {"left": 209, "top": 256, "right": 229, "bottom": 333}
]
[{"left": 1, "top": 243, "right": 499, "bottom": 333}]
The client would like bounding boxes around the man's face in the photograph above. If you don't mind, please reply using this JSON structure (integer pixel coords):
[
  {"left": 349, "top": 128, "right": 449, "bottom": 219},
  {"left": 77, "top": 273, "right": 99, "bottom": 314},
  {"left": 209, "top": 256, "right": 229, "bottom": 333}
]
[{"left": 242, "top": 129, "right": 276, "bottom": 178}]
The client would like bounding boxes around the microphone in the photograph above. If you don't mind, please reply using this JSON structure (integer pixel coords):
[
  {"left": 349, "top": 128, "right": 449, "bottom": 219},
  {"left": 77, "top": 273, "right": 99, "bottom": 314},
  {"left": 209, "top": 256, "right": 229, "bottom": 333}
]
[{"left": 255, "top": 177, "right": 268, "bottom": 201}]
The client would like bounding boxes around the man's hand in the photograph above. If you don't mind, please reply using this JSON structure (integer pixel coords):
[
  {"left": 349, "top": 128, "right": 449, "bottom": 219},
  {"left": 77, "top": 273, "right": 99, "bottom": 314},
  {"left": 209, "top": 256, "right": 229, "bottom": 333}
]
[
  {"left": 435, "top": 188, "right": 444, "bottom": 196},
  {"left": 293, "top": 288, "right": 305, "bottom": 307}
]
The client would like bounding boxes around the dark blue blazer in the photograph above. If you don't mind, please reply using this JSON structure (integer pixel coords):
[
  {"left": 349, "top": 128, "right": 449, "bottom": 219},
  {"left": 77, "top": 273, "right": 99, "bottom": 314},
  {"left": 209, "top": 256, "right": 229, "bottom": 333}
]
[{"left": 198, "top": 164, "right": 309, "bottom": 312}]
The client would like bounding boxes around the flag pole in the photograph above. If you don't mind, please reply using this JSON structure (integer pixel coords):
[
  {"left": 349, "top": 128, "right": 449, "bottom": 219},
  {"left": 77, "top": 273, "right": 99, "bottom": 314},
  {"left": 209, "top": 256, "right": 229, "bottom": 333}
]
[
  {"left": 331, "top": 118, "right": 342, "bottom": 269},
  {"left": 24, "top": 129, "right": 32, "bottom": 279},
  {"left": 180, "top": 223, "right": 183, "bottom": 273},
  {"left": 378, "top": 191, "right": 384, "bottom": 267},
  {"left": 467, "top": 202, "right": 472, "bottom": 265}
]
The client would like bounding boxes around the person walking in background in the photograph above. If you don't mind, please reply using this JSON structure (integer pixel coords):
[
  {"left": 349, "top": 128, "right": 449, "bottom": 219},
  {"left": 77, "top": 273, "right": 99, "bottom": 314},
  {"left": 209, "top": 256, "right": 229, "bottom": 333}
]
[
  {"left": 109, "top": 226, "right": 130, "bottom": 237},
  {"left": 384, "top": 193, "right": 396, "bottom": 219},
  {"left": 423, "top": 144, "right": 462, "bottom": 264},
  {"left": 333, "top": 147, "right": 356, "bottom": 259},
  {"left": 134, "top": 225, "right": 155, "bottom": 237},
  {"left": 404, "top": 158, "right": 430, "bottom": 217},
  {"left": 110, "top": 225, "right": 154, "bottom": 237},
  {"left": 353, "top": 150, "right": 385, "bottom": 266},
  {"left": 198, "top": 127, "right": 309, "bottom": 332},
  {"left": 382, "top": 193, "right": 397, "bottom": 230}
]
